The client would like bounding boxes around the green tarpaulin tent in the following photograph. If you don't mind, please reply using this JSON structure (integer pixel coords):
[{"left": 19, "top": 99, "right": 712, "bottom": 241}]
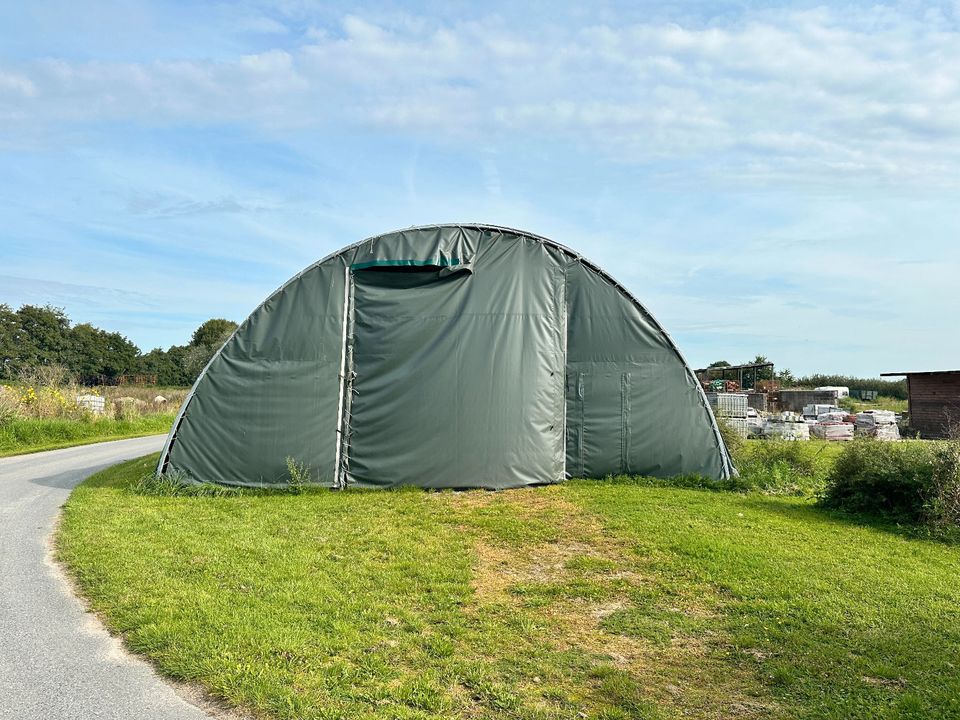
[{"left": 158, "top": 224, "right": 734, "bottom": 488}]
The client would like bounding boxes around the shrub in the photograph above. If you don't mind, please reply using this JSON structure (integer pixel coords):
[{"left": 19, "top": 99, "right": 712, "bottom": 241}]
[
  {"left": 926, "top": 443, "right": 960, "bottom": 528},
  {"left": 735, "top": 439, "right": 826, "bottom": 496},
  {"left": 820, "top": 439, "right": 960, "bottom": 527}
]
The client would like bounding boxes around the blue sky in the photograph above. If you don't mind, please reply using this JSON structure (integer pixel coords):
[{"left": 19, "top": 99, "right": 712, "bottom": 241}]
[{"left": 2, "top": 1, "right": 959, "bottom": 376}]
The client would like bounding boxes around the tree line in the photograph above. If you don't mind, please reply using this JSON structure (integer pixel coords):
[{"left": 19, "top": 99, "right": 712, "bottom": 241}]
[{"left": 0, "top": 304, "right": 237, "bottom": 386}]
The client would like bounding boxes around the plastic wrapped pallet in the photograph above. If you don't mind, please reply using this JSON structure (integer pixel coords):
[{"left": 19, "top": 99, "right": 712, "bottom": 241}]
[
  {"left": 705, "top": 392, "right": 748, "bottom": 418},
  {"left": 873, "top": 424, "right": 901, "bottom": 440},
  {"left": 811, "top": 422, "right": 855, "bottom": 441},
  {"left": 817, "top": 411, "right": 848, "bottom": 423},
  {"left": 764, "top": 419, "right": 810, "bottom": 440},
  {"left": 855, "top": 411, "right": 901, "bottom": 440},
  {"left": 855, "top": 410, "right": 896, "bottom": 429}
]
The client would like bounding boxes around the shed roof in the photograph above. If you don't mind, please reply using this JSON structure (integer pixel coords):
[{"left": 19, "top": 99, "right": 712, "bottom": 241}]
[{"left": 881, "top": 370, "right": 960, "bottom": 377}]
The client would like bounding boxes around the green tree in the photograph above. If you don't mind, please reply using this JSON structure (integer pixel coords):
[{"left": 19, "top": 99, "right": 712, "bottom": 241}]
[
  {"left": 60, "top": 324, "right": 140, "bottom": 379},
  {"left": 776, "top": 367, "right": 797, "bottom": 387},
  {"left": 190, "top": 318, "right": 238, "bottom": 348},
  {"left": 99, "top": 330, "right": 140, "bottom": 377},
  {"left": 182, "top": 319, "right": 238, "bottom": 382},
  {"left": 708, "top": 360, "right": 731, "bottom": 368},
  {"left": 14, "top": 305, "right": 72, "bottom": 370},
  {"left": 139, "top": 346, "right": 190, "bottom": 386},
  {"left": 0, "top": 304, "right": 21, "bottom": 379},
  {"left": 749, "top": 355, "right": 774, "bottom": 382},
  {"left": 68, "top": 323, "right": 107, "bottom": 378}
]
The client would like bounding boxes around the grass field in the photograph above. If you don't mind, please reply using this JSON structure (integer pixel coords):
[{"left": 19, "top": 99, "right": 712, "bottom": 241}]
[
  {"left": 0, "top": 414, "right": 174, "bottom": 457},
  {"left": 841, "top": 396, "right": 909, "bottom": 414},
  {"left": 58, "top": 454, "right": 960, "bottom": 720}
]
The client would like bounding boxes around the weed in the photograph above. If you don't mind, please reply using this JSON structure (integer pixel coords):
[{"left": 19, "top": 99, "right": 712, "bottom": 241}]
[
  {"left": 285, "top": 456, "right": 312, "bottom": 493},
  {"left": 925, "top": 442, "right": 960, "bottom": 528},
  {"left": 0, "top": 385, "right": 19, "bottom": 427}
]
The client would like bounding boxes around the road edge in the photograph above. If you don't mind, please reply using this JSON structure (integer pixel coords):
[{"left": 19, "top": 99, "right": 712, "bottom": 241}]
[{"left": 49, "top": 473, "right": 259, "bottom": 720}]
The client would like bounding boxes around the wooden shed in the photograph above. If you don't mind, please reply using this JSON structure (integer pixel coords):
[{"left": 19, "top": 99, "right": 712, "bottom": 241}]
[{"left": 881, "top": 370, "right": 960, "bottom": 439}]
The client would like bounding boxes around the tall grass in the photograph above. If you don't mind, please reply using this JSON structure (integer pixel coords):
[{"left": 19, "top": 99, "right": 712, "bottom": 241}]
[
  {"left": 0, "top": 365, "right": 183, "bottom": 456},
  {"left": 0, "top": 414, "right": 175, "bottom": 457},
  {"left": 715, "top": 417, "right": 841, "bottom": 496},
  {"left": 0, "top": 365, "right": 186, "bottom": 425}
]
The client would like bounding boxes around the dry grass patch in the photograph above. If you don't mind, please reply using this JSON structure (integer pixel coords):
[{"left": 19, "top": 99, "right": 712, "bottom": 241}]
[{"left": 436, "top": 487, "right": 777, "bottom": 719}]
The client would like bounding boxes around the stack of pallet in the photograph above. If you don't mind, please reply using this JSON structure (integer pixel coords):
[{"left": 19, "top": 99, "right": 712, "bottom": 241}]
[
  {"left": 855, "top": 410, "right": 901, "bottom": 440},
  {"left": 706, "top": 392, "right": 749, "bottom": 437},
  {"left": 810, "top": 420, "right": 855, "bottom": 441},
  {"left": 75, "top": 394, "right": 105, "bottom": 415},
  {"left": 763, "top": 411, "right": 811, "bottom": 440}
]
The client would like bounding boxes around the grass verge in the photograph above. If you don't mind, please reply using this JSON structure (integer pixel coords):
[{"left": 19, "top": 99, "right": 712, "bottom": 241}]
[
  {"left": 57, "top": 455, "right": 960, "bottom": 719},
  {"left": 0, "top": 414, "right": 174, "bottom": 457}
]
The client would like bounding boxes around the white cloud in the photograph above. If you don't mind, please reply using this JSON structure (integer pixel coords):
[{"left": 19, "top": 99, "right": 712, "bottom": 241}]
[
  {"left": 3, "top": 6, "right": 959, "bottom": 185},
  {"left": 0, "top": 70, "right": 36, "bottom": 97}
]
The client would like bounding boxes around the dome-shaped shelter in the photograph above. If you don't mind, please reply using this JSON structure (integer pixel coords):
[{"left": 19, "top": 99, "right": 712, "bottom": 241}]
[{"left": 159, "top": 224, "right": 733, "bottom": 488}]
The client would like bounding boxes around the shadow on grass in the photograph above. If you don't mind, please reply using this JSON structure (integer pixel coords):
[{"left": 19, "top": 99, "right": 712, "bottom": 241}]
[
  {"left": 575, "top": 472, "right": 960, "bottom": 547},
  {"left": 753, "top": 495, "right": 960, "bottom": 547}
]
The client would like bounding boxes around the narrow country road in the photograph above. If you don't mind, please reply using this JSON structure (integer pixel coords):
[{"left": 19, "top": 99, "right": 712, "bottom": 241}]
[{"left": 0, "top": 436, "right": 214, "bottom": 720}]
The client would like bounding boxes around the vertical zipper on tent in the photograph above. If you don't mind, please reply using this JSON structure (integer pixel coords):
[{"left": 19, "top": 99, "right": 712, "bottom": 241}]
[{"left": 620, "top": 372, "right": 632, "bottom": 475}]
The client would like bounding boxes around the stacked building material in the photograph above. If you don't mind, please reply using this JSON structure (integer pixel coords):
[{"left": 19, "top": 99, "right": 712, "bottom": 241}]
[
  {"left": 802, "top": 403, "right": 842, "bottom": 422},
  {"left": 724, "top": 417, "right": 750, "bottom": 438},
  {"left": 817, "top": 411, "right": 848, "bottom": 423},
  {"left": 810, "top": 420, "right": 855, "bottom": 441},
  {"left": 745, "top": 408, "right": 765, "bottom": 437},
  {"left": 763, "top": 412, "right": 810, "bottom": 440},
  {"left": 706, "top": 392, "right": 750, "bottom": 437},
  {"left": 75, "top": 394, "right": 105, "bottom": 415},
  {"left": 706, "top": 392, "right": 749, "bottom": 418},
  {"left": 855, "top": 410, "right": 901, "bottom": 440}
]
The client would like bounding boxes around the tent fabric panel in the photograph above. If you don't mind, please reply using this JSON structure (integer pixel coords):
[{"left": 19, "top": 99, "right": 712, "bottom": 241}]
[
  {"left": 565, "top": 368, "right": 633, "bottom": 478},
  {"left": 344, "top": 235, "right": 566, "bottom": 489},
  {"left": 564, "top": 261, "right": 729, "bottom": 480},
  {"left": 166, "top": 260, "right": 347, "bottom": 486},
  {"left": 623, "top": 360, "right": 724, "bottom": 478},
  {"left": 168, "top": 358, "right": 328, "bottom": 486}
]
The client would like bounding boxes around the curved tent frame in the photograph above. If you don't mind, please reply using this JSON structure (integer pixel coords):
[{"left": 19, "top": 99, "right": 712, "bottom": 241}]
[{"left": 158, "top": 223, "right": 734, "bottom": 483}]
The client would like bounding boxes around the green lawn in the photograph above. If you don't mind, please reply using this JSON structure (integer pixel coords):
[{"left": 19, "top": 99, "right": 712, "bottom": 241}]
[
  {"left": 58, "top": 455, "right": 960, "bottom": 719},
  {"left": 0, "top": 414, "right": 174, "bottom": 457},
  {"left": 841, "top": 396, "right": 909, "bottom": 414}
]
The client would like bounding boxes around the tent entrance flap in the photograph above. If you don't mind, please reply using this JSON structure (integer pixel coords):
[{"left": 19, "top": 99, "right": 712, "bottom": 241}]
[{"left": 340, "top": 260, "right": 565, "bottom": 489}]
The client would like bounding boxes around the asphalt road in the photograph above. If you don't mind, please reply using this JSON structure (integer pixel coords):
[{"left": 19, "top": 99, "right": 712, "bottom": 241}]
[{"left": 0, "top": 436, "right": 215, "bottom": 720}]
